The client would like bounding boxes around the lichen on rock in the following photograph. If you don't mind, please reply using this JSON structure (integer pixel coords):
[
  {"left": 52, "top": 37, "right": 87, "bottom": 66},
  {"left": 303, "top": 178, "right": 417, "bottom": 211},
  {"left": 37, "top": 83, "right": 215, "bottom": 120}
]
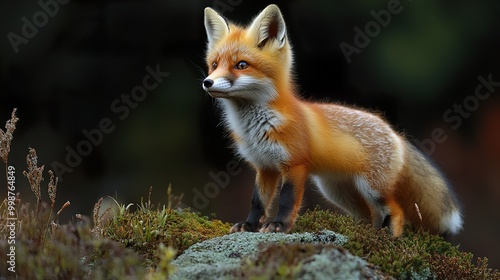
[
  {"left": 171, "top": 230, "right": 390, "bottom": 279},
  {"left": 246, "top": 243, "right": 392, "bottom": 280}
]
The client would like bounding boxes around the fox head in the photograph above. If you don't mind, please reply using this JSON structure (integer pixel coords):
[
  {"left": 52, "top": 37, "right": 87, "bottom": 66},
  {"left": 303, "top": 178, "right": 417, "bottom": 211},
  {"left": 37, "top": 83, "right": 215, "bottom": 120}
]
[{"left": 202, "top": 4, "right": 293, "bottom": 103}]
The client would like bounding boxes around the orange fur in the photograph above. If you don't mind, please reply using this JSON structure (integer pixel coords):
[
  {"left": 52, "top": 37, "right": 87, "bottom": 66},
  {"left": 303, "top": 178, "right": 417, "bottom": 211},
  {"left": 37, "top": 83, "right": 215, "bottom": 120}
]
[
  {"left": 202, "top": 5, "right": 463, "bottom": 237},
  {"left": 385, "top": 195, "right": 405, "bottom": 237},
  {"left": 255, "top": 169, "right": 281, "bottom": 222}
]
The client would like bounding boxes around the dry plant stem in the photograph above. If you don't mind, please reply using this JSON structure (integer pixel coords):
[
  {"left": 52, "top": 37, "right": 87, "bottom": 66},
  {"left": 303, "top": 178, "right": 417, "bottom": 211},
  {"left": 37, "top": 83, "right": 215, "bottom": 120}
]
[
  {"left": 93, "top": 197, "right": 103, "bottom": 227},
  {"left": 148, "top": 186, "right": 153, "bottom": 209},
  {"left": 1, "top": 109, "right": 18, "bottom": 194},
  {"left": 42, "top": 201, "right": 70, "bottom": 249},
  {"left": 42, "top": 209, "right": 53, "bottom": 249},
  {"left": 166, "top": 183, "right": 183, "bottom": 210},
  {"left": 56, "top": 201, "right": 70, "bottom": 219},
  {"left": 0, "top": 108, "right": 19, "bottom": 164},
  {"left": 99, "top": 205, "right": 112, "bottom": 224},
  {"left": 23, "top": 147, "right": 44, "bottom": 213},
  {"left": 167, "top": 184, "right": 172, "bottom": 210},
  {"left": 48, "top": 170, "right": 58, "bottom": 209}
]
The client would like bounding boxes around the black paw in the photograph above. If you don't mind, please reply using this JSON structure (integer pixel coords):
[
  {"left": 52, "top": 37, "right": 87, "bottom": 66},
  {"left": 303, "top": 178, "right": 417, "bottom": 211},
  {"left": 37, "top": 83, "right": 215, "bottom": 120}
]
[
  {"left": 259, "top": 222, "right": 287, "bottom": 233},
  {"left": 230, "top": 222, "right": 259, "bottom": 233}
]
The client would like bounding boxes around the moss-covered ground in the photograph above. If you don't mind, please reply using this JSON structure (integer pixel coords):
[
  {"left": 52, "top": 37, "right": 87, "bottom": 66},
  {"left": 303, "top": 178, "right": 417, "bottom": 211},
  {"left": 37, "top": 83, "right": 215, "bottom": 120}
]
[
  {"left": 1, "top": 109, "right": 499, "bottom": 279},
  {"left": 2, "top": 191, "right": 499, "bottom": 279},
  {"left": 295, "top": 207, "right": 500, "bottom": 279}
]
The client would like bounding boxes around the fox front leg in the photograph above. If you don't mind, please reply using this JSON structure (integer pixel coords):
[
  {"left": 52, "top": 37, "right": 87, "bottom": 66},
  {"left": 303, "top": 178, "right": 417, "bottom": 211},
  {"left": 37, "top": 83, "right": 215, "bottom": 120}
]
[
  {"left": 230, "top": 169, "right": 280, "bottom": 233},
  {"left": 260, "top": 165, "right": 307, "bottom": 233}
]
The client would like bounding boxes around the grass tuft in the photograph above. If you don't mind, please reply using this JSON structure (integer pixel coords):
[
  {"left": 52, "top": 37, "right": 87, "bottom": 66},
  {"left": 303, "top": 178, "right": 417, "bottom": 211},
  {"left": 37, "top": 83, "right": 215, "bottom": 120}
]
[{"left": 102, "top": 191, "right": 231, "bottom": 261}]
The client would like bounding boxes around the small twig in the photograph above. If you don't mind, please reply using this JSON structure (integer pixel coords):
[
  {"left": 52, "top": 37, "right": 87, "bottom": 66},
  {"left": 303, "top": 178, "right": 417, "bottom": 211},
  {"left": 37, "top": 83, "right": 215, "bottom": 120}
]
[
  {"left": 56, "top": 201, "right": 71, "bottom": 218},
  {"left": 167, "top": 184, "right": 172, "bottom": 210},
  {"left": 414, "top": 203, "right": 423, "bottom": 227},
  {"left": 148, "top": 186, "right": 153, "bottom": 209},
  {"left": 42, "top": 201, "right": 70, "bottom": 249}
]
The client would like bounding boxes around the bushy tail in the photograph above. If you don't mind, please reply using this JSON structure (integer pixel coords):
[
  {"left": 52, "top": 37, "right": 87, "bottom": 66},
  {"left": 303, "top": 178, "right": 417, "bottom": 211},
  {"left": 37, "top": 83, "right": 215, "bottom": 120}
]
[{"left": 397, "top": 143, "right": 463, "bottom": 235}]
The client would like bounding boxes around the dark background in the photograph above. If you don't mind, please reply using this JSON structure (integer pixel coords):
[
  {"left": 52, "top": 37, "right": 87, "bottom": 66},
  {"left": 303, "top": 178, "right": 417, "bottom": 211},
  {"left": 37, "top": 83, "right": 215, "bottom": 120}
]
[{"left": 1, "top": 0, "right": 499, "bottom": 268}]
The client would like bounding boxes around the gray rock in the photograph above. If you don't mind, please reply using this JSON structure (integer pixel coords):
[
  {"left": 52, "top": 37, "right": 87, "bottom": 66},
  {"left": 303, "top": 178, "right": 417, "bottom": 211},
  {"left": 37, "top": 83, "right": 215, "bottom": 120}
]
[{"left": 171, "top": 230, "right": 390, "bottom": 280}]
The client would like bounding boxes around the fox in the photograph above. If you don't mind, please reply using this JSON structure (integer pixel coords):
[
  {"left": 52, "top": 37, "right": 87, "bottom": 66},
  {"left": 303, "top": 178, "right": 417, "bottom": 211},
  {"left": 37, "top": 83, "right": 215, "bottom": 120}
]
[{"left": 201, "top": 4, "right": 463, "bottom": 237}]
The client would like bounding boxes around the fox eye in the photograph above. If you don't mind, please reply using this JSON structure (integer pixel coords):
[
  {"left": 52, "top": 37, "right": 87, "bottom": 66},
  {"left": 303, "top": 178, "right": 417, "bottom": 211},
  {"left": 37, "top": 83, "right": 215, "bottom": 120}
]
[
  {"left": 236, "top": 61, "right": 249, "bottom": 70},
  {"left": 211, "top": 61, "right": 218, "bottom": 70}
]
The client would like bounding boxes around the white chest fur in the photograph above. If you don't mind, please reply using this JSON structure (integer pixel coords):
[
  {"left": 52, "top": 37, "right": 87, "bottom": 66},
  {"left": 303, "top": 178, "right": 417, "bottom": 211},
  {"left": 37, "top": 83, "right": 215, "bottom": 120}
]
[{"left": 220, "top": 100, "right": 289, "bottom": 169}]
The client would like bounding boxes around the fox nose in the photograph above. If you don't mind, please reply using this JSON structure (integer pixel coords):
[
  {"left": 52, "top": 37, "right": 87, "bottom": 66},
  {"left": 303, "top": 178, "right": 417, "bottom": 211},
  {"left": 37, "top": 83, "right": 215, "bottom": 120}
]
[{"left": 203, "top": 79, "right": 214, "bottom": 88}]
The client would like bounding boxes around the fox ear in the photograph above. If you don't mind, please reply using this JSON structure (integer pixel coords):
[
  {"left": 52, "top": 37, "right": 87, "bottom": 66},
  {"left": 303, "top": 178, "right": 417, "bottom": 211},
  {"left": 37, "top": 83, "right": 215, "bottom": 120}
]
[
  {"left": 248, "top": 4, "right": 287, "bottom": 49},
  {"left": 204, "top": 8, "right": 229, "bottom": 48}
]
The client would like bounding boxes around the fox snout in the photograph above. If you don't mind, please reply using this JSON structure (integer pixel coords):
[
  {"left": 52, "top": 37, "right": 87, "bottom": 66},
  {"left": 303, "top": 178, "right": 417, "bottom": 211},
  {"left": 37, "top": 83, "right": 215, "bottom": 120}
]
[
  {"left": 202, "top": 78, "right": 214, "bottom": 89},
  {"left": 202, "top": 77, "right": 234, "bottom": 98},
  {"left": 201, "top": 78, "right": 215, "bottom": 96},
  {"left": 202, "top": 74, "right": 277, "bottom": 102},
  {"left": 202, "top": 78, "right": 220, "bottom": 98}
]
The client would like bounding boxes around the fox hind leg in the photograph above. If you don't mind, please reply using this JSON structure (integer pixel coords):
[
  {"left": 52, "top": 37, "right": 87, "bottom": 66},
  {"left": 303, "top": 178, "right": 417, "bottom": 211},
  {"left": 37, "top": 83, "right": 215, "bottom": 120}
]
[
  {"left": 353, "top": 176, "right": 405, "bottom": 236},
  {"left": 374, "top": 196, "right": 405, "bottom": 237},
  {"left": 313, "top": 174, "right": 372, "bottom": 222},
  {"left": 353, "top": 175, "right": 387, "bottom": 227},
  {"left": 384, "top": 196, "right": 405, "bottom": 237}
]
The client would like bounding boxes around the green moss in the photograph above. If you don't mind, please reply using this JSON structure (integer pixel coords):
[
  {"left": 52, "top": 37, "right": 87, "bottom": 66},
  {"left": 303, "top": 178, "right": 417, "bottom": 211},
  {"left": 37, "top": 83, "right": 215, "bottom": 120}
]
[
  {"left": 103, "top": 203, "right": 231, "bottom": 261},
  {"left": 294, "top": 207, "right": 500, "bottom": 279}
]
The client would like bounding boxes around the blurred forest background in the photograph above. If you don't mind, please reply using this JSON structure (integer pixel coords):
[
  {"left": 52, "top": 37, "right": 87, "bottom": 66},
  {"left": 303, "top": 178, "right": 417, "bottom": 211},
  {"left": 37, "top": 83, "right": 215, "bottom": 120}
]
[{"left": 1, "top": 0, "right": 499, "bottom": 268}]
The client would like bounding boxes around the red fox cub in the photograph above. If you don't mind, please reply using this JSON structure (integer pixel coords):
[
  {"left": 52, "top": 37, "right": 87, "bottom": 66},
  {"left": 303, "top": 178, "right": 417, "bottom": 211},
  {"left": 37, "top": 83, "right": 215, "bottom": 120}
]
[{"left": 202, "top": 4, "right": 462, "bottom": 237}]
